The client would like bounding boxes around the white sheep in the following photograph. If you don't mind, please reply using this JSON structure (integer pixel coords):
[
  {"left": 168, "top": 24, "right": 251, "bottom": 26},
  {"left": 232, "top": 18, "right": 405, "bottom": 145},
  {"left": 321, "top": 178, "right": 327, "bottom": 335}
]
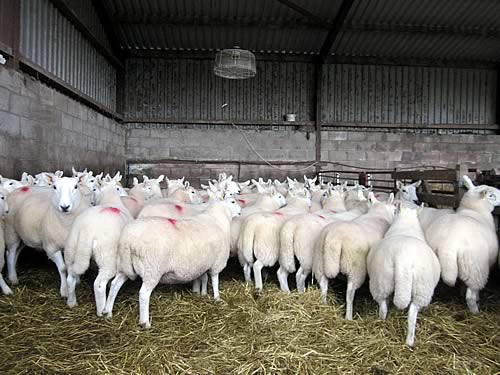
[
  {"left": 237, "top": 187, "right": 311, "bottom": 291},
  {"left": 6, "top": 177, "right": 89, "bottom": 296},
  {"left": 103, "top": 197, "right": 241, "bottom": 327},
  {"left": 0, "top": 187, "right": 12, "bottom": 295},
  {"left": 163, "top": 181, "right": 203, "bottom": 204},
  {"left": 277, "top": 186, "right": 351, "bottom": 293},
  {"left": 313, "top": 192, "right": 395, "bottom": 320},
  {"left": 367, "top": 206, "right": 440, "bottom": 347},
  {"left": 345, "top": 183, "right": 369, "bottom": 213},
  {"left": 230, "top": 187, "right": 287, "bottom": 257},
  {"left": 64, "top": 177, "right": 132, "bottom": 315},
  {"left": 425, "top": 176, "right": 500, "bottom": 313}
]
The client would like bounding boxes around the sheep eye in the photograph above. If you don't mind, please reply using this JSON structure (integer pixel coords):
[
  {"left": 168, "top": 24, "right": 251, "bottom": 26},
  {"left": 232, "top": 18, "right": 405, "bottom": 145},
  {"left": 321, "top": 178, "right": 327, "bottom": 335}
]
[
  {"left": 9, "top": 182, "right": 13, "bottom": 185},
  {"left": 53, "top": 186, "right": 57, "bottom": 190},
  {"left": 74, "top": 185, "right": 78, "bottom": 189},
  {"left": 1, "top": 196, "right": 4, "bottom": 199}
]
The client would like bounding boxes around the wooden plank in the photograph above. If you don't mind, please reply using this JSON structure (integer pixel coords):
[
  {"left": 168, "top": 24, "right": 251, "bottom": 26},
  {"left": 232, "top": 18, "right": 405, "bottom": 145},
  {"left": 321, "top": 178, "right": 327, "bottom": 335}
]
[
  {"left": 417, "top": 192, "right": 456, "bottom": 208},
  {"left": 392, "top": 169, "right": 457, "bottom": 181}
]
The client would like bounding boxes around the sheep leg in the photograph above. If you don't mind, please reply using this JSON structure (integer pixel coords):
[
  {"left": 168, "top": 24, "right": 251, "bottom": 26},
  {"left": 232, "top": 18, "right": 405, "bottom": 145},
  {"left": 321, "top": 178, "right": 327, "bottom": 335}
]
[
  {"left": 378, "top": 299, "right": 388, "bottom": 320},
  {"left": 50, "top": 251, "right": 68, "bottom": 298},
  {"left": 94, "top": 271, "right": 113, "bottom": 317},
  {"left": 252, "top": 260, "right": 264, "bottom": 292},
  {"left": 296, "top": 266, "right": 308, "bottom": 293},
  {"left": 465, "top": 287, "right": 480, "bottom": 314},
  {"left": 139, "top": 281, "right": 158, "bottom": 329},
  {"left": 405, "top": 302, "right": 419, "bottom": 347},
  {"left": 211, "top": 273, "right": 221, "bottom": 302},
  {"left": 6, "top": 241, "right": 22, "bottom": 285},
  {"left": 276, "top": 267, "right": 290, "bottom": 292},
  {"left": 192, "top": 278, "right": 201, "bottom": 294},
  {"left": 319, "top": 275, "right": 328, "bottom": 304},
  {"left": 345, "top": 281, "right": 356, "bottom": 320},
  {"left": 103, "top": 272, "right": 128, "bottom": 318},
  {"left": 200, "top": 273, "right": 208, "bottom": 296},
  {"left": 66, "top": 271, "right": 78, "bottom": 308},
  {"left": 243, "top": 263, "right": 252, "bottom": 283},
  {"left": 0, "top": 273, "right": 13, "bottom": 295}
]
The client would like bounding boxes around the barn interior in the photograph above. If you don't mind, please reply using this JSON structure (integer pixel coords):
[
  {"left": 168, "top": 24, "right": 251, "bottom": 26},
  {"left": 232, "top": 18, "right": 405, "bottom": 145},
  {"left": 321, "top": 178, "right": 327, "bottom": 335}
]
[{"left": 0, "top": 0, "right": 499, "bottom": 373}]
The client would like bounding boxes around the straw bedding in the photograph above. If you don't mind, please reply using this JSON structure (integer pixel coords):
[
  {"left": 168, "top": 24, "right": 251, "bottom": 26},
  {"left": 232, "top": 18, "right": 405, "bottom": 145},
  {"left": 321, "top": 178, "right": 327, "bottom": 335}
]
[{"left": 0, "top": 254, "right": 499, "bottom": 374}]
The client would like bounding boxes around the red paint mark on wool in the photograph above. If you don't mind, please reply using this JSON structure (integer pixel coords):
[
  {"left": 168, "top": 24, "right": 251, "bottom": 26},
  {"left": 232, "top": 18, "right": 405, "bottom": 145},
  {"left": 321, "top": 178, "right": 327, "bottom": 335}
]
[
  {"left": 21, "top": 186, "right": 30, "bottom": 192},
  {"left": 101, "top": 207, "right": 121, "bottom": 214},
  {"left": 329, "top": 210, "right": 337, "bottom": 214},
  {"left": 175, "top": 204, "right": 183, "bottom": 213},
  {"left": 273, "top": 212, "right": 284, "bottom": 217},
  {"left": 166, "top": 218, "right": 178, "bottom": 228},
  {"left": 238, "top": 199, "right": 247, "bottom": 204},
  {"left": 318, "top": 215, "right": 326, "bottom": 219},
  {"left": 129, "top": 196, "right": 137, "bottom": 202}
]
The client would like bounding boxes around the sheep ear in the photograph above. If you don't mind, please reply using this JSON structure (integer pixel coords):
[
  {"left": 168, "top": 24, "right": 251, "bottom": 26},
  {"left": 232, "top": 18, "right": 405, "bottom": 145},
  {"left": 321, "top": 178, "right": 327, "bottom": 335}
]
[
  {"left": 368, "top": 192, "right": 377, "bottom": 204},
  {"left": 184, "top": 181, "right": 190, "bottom": 189},
  {"left": 479, "top": 189, "right": 488, "bottom": 199},
  {"left": 142, "top": 175, "right": 149, "bottom": 182},
  {"left": 417, "top": 202, "right": 425, "bottom": 214},
  {"left": 311, "top": 176, "right": 317, "bottom": 184},
  {"left": 156, "top": 175, "right": 165, "bottom": 183},
  {"left": 21, "top": 172, "right": 28, "bottom": 182},
  {"left": 133, "top": 177, "right": 139, "bottom": 186},
  {"left": 387, "top": 192, "right": 395, "bottom": 204},
  {"left": 72, "top": 167, "right": 77, "bottom": 176},
  {"left": 462, "top": 175, "right": 475, "bottom": 190},
  {"left": 396, "top": 181, "right": 403, "bottom": 190},
  {"left": 269, "top": 186, "right": 277, "bottom": 195},
  {"left": 0, "top": 175, "right": 2, "bottom": 183},
  {"left": 412, "top": 180, "right": 422, "bottom": 188},
  {"left": 45, "top": 173, "right": 54, "bottom": 185},
  {"left": 96, "top": 172, "right": 103, "bottom": 179},
  {"left": 303, "top": 175, "right": 308, "bottom": 183},
  {"left": 78, "top": 174, "right": 87, "bottom": 184},
  {"left": 207, "top": 190, "right": 216, "bottom": 200},
  {"left": 55, "top": 170, "right": 64, "bottom": 178},
  {"left": 255, "top": 182, "right": 265, "bottom": 194}
]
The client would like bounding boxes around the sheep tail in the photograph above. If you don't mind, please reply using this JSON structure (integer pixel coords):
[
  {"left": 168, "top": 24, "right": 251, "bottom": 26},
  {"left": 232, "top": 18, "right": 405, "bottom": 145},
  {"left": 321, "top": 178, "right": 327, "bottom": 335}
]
[
  {"left": 393, "top": 260, "right": 413, "bottom": 310},
  {"left": 438, "top": 247, "right": 459, "bottom": 287},
  {"left": 322, "top": 232, "right": 342, "bottom": 279},
  {"left": 279, "top": 220, "right": 297, "bottom": 273},
  {"left": 64, "top": 227, "right": 93, "bottom": 275},
  {"left": 238, "top": 217, "right": 258, "bottom": 264}
]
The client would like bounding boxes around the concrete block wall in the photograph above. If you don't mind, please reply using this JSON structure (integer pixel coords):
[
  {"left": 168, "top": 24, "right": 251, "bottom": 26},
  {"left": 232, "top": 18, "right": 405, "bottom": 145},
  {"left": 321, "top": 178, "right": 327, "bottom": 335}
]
[
  {"left": 0, "top": 66, "right": 126, "bottom": 178},
  {"left": 126, "top": 123, "right": 500, "bottom": 185}
]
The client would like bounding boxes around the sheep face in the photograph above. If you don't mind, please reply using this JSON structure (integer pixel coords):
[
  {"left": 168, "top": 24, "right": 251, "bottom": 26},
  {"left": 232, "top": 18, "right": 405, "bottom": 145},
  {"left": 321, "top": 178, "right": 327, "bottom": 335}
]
[
  {"left": 396, "top": 180, "right": 421, "bottom": 205},
  {"left": 224, "top": 197, "right": 242, "bottom": 217},
  {"left": 1, "top": 177, "right": 23, "bottom": 192},
  {"left": 186, "top": 186, "right": 203, "bottom": 204},
  {"left": 477, "top": 186, "right": 500, "bottom": 208},
  {"left": 272, "top": 191, "right": 287, "bottom": 208},
  {"left": 52, "top": 177, "right": 82, "bottom": 213},
  {"left": 0, "top": 189, "right": 8, "bottom": 217}
]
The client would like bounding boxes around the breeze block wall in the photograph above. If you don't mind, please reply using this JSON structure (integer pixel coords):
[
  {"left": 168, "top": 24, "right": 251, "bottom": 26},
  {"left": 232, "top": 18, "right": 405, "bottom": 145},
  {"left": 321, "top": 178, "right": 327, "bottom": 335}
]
[{"left": 0, "top": 66, "right": 126, "bottom": 178}]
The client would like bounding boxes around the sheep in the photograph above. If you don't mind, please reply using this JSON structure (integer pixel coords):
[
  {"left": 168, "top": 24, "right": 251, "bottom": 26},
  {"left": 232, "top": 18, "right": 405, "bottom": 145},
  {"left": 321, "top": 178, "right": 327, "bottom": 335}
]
[
  {"left": 65, "top": 177, "right": 132, "bottom": 315},
  {"left": 163, "top": 181, "right": 203, "bottom": 204},
  {"left": 142, "top": 175, "right": 165, "bottom": 199},
  {"left": 367, "top": 206, "right": 440, "bottom": 347},
  {"left": 165, "top": 177, "right": 187, "bottom": 197},
  {"left": 121, "top": 176, "right": 151, "bottom": 218},
  {"left": 277, "top": 185, "right": 351, "bottom": 293},
  {"left": 5, "top": 177, "right": 89, "bottom": 296},
  {"left": 345, "top": 184, "right": 370, "bottom": 213},
  {"left": 237, "top": 186, "right": 312, "bottom": 291},
  {"left": 103, "top": 197, "right": 242, "bottom": 327},
  {"left": 425, "top": 176, "right": 500, "bottom": 313},
  {"left": 230, "top": 187, "right": 287, "bottom": 257},
  {"left": 313, "top": 192, "right": 395, "bottom": 320},
  {"left": 0, "top": 187, "right": 12, "bottom": 295},
  {"left": 34, "top": 170, "right": 63, "bottom": 186}
]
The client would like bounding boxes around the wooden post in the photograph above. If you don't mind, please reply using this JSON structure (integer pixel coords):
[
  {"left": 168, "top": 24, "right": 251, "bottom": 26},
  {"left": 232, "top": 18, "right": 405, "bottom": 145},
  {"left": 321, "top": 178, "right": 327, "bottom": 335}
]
[{"left": 314, "top": 62, "right": 322, "bottom": 173}]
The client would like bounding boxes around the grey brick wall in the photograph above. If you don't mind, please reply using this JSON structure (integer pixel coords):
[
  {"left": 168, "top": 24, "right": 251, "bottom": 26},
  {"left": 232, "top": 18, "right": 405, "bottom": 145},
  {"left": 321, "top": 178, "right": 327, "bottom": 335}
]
[
  {"left": 0, "top": 66, "right": 126, "bottom": 179},
  {"left": 127, "top": 123, "right": 500, "bottom": 185}
]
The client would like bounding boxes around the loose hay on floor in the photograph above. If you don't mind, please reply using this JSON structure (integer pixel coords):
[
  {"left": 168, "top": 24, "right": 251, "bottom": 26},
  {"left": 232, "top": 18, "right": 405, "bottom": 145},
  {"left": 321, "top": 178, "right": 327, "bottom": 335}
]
[{"left": 0, "top": 258, "right": 499, "bottom": 374}]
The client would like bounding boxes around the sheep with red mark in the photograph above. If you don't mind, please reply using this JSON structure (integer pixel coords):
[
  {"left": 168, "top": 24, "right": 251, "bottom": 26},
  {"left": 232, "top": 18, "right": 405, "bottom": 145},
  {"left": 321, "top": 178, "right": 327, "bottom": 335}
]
[
  {"left": 64, "top": 176, "right": 132, "bottom": 315},
  {"left": 5, "top": 176, "right": 89, "bottom": 297},
  {"left": 103, "top": 197, "right": 241, "bottom": 327}
]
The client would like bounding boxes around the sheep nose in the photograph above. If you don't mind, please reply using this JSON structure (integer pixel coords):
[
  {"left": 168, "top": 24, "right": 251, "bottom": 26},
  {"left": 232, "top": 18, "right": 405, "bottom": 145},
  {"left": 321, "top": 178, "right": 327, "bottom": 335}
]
[
  {"left": 60, "top": 204, "right": 70, "bottom": 212},
  {"left": 414, "top": 199, "right": 420, "bottom": 205}
]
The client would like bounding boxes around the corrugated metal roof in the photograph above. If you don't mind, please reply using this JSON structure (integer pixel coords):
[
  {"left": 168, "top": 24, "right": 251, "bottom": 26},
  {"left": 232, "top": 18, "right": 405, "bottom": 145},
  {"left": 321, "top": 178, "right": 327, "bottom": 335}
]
[{"left": 101, "top": 0, "right": 500, "bottom": 62}]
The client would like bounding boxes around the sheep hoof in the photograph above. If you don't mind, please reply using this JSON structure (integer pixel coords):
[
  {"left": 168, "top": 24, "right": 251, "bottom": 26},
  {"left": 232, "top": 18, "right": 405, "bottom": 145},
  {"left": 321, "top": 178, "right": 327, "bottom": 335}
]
[
  {"left": 9, "top": 278, "right": 19, "bottom": 286},
  {"left": 140, "top": 321, "right": 151, "bottom": 329},
  {"left": 2, "top": 287, "right": 13, "bottom": 295},
  {"left": 67, "top": 300, "right": 78, "bottom": 308}
]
